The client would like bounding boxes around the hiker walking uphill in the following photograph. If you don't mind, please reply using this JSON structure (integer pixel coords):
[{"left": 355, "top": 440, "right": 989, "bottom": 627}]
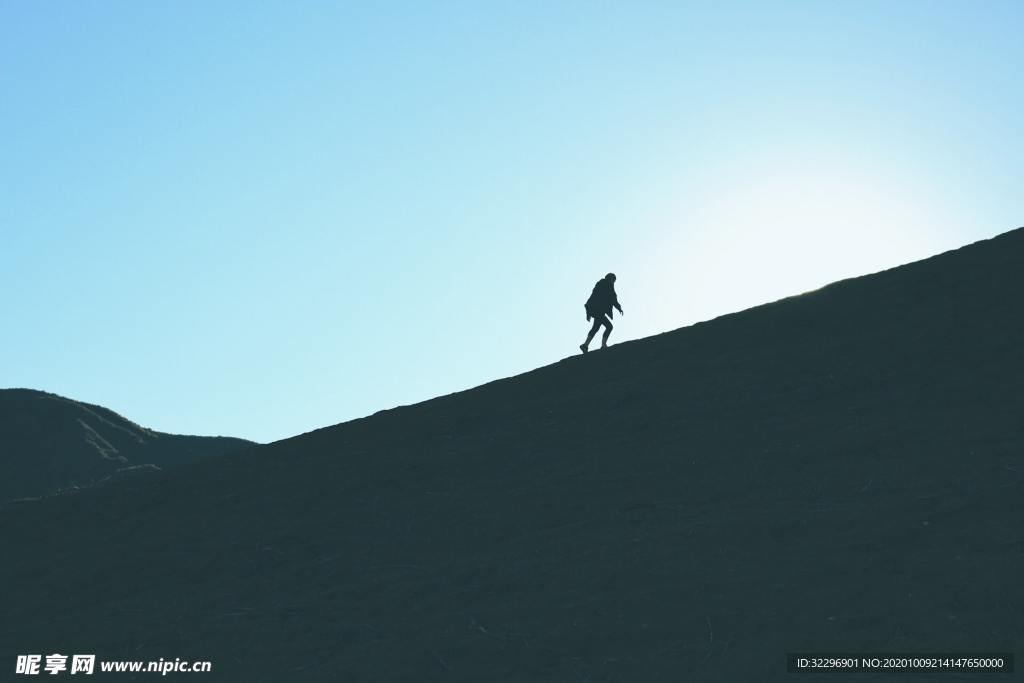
[{"left": 581, "top": 273, "right": 623, "bottom": 353}]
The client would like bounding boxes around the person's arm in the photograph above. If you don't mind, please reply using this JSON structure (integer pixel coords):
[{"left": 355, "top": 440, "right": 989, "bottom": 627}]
[{"left": 613, "top": 290, "right": 623, "bottom": 314}]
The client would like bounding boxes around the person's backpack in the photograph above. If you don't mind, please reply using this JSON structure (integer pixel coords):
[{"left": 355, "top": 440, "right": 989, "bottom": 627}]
[{"left": 584, "top": 280, "right": 601, "bottom": 320}]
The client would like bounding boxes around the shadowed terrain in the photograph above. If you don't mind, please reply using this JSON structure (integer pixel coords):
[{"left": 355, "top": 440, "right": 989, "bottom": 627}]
[
  {"left": 2, "top": 229, "right": 1023, "bottom": 681},
  {"left": 0, "top": 389, "right": 253, "bottom": 503}
]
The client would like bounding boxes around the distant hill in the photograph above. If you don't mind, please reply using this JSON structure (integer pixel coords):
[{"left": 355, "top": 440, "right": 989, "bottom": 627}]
[
  {"left": 0, "top": 389, "right": 253, "bottom": 502},
  {"left": 2, "top": 229, "right": 1023, "bottom": 680}
]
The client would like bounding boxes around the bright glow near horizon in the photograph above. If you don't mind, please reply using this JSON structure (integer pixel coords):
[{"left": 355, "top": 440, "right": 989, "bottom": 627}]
[
  {"left": 616, "top": 149, "right": 966, "bottom": 341},
  {"left": 2, "top": 2, "right": 1021, "bottom": 442}
]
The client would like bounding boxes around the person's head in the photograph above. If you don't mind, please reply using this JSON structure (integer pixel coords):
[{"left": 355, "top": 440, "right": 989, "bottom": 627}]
[{"left": 605, "top": 273, "right": 616, "bottom": 283}]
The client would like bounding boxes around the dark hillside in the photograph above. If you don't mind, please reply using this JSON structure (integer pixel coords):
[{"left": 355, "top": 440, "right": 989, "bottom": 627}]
[
  {"left": 0, "top": 389, "right": 253, "bottom": 502},
  {"left": 2, "top": 229, "right": 1023, "bottom": 681}
]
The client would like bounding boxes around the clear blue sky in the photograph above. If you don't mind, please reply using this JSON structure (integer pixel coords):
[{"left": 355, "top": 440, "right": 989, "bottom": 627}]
[{"left": 3, "top": 2, "right": 1022, "bottom": 443}]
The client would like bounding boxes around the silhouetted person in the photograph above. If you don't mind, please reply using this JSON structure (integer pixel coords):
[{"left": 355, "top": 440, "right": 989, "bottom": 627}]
[{"left": 581, "top": 273, "right": 623, "bottom": 353}]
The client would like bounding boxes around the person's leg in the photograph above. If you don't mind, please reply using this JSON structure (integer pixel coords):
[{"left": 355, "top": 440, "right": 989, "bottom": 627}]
[
  {"left": 600, "top": 317, "right": 613, "bottom": 348},
  {"left": 581, "top": 316, "right": 604, "bottom": 352}
]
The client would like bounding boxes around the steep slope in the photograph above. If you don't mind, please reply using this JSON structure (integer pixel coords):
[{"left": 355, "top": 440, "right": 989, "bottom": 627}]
[
  {"left": 2, "top": 229, "right": 1023, "bottom": 681},
  {"left": 0, "top": 389, "right": 253, "bottom": 502}
]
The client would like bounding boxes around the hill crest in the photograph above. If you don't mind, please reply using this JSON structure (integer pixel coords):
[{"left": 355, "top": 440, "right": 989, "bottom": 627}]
[{"left": 0, "top": 388, "right": 254, "bottom": 502}]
